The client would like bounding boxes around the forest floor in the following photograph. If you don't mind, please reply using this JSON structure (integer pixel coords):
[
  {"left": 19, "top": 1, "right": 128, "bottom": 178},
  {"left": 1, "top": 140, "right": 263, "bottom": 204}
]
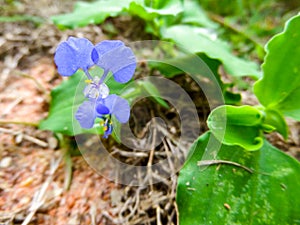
[{"left": 0, "top": 1, "right": 300, "bottom": 225}]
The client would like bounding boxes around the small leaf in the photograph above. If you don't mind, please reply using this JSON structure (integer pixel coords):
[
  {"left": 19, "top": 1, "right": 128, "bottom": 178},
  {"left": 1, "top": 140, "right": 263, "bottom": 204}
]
[
  {"left": 138, "top": 79, "right": 169, "bottom": 108},
  {"left": 254, "top": 15, "right": 300, "bottom": 121},
  {"left": 207, "top": 105, "right": 264, "bottom": 151},
  {"left": 177, "top": 132, "right": 300, "bottom": 225}
]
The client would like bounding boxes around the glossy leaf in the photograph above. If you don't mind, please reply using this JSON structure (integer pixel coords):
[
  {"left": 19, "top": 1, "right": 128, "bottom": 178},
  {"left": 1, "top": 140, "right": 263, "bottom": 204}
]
[
  {"left": 161, "top": 25, "right": 261, "bottom": 78},
  {"left": 254, "top": 15, "right": 300, "bottom": 121},
  {"left": 177, "top": 132, "right": 300, "bottom": 225},
  {"left": 207, "top": 105, "right": 265, "bottom": 151}
]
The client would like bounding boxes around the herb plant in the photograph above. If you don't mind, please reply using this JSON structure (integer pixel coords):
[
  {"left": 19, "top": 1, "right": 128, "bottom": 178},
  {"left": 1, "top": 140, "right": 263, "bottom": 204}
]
[{"left": 41, "top": 1, "right": 300, "bottom": 224}]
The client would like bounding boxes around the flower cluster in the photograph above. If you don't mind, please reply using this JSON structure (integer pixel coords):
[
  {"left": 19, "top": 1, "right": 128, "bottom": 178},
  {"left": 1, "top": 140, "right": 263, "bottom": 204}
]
[{"left": 54, "top": 37, "right": 136, "bottom": 138}]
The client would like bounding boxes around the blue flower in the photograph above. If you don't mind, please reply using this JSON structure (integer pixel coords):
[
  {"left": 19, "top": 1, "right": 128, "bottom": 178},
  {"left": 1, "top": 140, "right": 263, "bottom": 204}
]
[
  {"left": 54, "top": 37, "right": 136, "bottom": 83},
  {"left": 75, "top": 94, "right": 130, "bottom": 137},
  {"left": 55, "top": 37, "right": 135, "bottom": 137}
]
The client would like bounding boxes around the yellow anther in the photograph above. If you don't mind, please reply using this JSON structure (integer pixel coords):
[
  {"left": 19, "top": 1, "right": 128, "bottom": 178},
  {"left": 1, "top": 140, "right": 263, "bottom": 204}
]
[
  {"left": 103, "top": 126, "right": 108, "bottom": 131},
  {"left": 85, "top": 79, "right": 92, "bottom": 84}
]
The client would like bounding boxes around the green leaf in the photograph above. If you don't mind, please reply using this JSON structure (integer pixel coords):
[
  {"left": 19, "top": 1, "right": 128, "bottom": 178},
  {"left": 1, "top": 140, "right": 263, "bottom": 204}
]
[
  {"left": 128, "top": 0, "right": 183, "bottom": 20},
  {"left": 149, "top": 53, "right": 241, "bottom": 104},
  {"left": 39, "top": 72, "right": 84, "bottom": 135},
  {"left": 51, "top": 0, "right": 131, "bottom": 29},
  {"left": 177, "top": 132, "right": 300, "bottom": 225},
  {"left": 161, "top": 25, "right": 261, "bottom": 78},
  {"left": 181, "top": 1, "right": 218, "bottom": 29},
  {"left": 207, "top": 105, "right": 265, "bottom": 151},
  {"left": 254, "top": 15, "right": 300, "bottom": 121}
]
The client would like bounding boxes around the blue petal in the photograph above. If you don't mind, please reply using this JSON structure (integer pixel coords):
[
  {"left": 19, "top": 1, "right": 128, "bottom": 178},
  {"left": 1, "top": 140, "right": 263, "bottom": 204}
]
[
  {"left": 54, "top": 37, "right": 95, "bottom": 76},
  {"left": 96, "top": 103, "right": 110, "bottom": 115},
  {"left": 102, "top": 94, "right": 130, "bottom": 123},
  {"left": 54, "top": 42, "right": 77, "bottom": 76},
  {"left": 75, "top": 101, "right": 96, "bottom": 129},
  {"left": 94, "top": 40, "right": 136, "bottom": 83}
]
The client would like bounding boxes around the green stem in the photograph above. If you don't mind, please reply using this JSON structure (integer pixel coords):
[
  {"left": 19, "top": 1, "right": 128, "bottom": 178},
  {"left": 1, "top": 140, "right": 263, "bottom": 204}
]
[{"left": 57, "top": 133, "right": 73, "bottom": 191}]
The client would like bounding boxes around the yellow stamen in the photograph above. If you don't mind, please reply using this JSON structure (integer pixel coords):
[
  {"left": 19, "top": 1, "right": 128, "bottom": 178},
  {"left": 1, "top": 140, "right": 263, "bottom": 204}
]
[{"left": 85, "top": 79, "right": 92, "bottom": 84}]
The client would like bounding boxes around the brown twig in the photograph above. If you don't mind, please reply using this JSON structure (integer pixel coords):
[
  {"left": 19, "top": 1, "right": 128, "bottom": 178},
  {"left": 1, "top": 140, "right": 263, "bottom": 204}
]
[{"left": 197, "top": 159, "right": 253, "bottom": 173}]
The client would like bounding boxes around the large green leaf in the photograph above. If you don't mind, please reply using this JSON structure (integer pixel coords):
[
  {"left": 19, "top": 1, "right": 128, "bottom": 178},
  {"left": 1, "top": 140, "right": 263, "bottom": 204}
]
[
  {"left": 161, "top": 25, "right": 261, "bottom": 78},
  {"left": 254, "top": 15, "right": 300, "bottom": 121},
  {"left": 51, "top": 0, "right": 131, "bottom": 29},
  {"left": 177, "top": 132, "right": 300, "bottom": 225}
]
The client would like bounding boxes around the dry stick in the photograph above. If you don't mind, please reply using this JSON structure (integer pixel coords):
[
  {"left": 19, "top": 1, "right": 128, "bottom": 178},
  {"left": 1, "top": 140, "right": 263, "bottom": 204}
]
[
  {"left": 0, "top": 127, "right": 48, "bottom": 147},
  {"left": 0, "top": 120, "right": 39, "bottom": 127},
  {"left": 163, "top": 138, "right": 178, "bottom": 196},
  {"left": 1, "top": 97, "right": 23, "bottom": 117},
  {"left": 147, "top": 113, "right": 158, "bottom": 191},
  {"left": 156, "top": 206, "right": 162, "bottom": 225},
  {"left": 155, "top": 122, "right": 187, "bottom": 154},
  {"left": 197, "top": 160, "right": 253, "bottom": 174}
]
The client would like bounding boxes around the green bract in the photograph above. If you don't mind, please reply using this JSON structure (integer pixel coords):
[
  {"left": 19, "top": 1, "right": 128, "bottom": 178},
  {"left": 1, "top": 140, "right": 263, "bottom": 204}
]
[{"left": 207, "top": 105, "right": 266, "bottom": 151}]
